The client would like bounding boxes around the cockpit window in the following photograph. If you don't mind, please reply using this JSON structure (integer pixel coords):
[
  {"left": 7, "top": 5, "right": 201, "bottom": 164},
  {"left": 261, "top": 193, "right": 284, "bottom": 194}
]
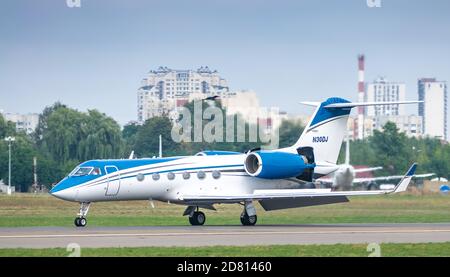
[
  {"left": 91, "top": 167, "right": 101, "bottom": 175},
  {"left": 71, "top": 167, "right": 93, "bottom": 176},
  {"left": 69, "top": 166, "right": 102, "bottom": 177}
]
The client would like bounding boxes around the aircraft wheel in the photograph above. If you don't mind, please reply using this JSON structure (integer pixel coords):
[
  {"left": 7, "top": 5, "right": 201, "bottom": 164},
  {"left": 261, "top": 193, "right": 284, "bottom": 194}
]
[
  {"left": 189, "top": 211, "right": 205, "bottom": 226},
  {"left": 74, "top": 217, "right": 87, "bottom": 227},
  {"left": 79, "top": 217, "right": 87, "bottom": 227},
  {"left": 240, "top": 212, "right": 257, "bottom": 226}
]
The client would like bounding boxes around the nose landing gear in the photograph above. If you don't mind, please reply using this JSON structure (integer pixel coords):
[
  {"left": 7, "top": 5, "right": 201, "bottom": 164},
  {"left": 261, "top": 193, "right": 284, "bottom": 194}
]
[
  {"left": 74, "top": 217, "right": 87, "bottom": 227},
  {"left": 74, "top": 202, "right": 90, "bottom": 227}
]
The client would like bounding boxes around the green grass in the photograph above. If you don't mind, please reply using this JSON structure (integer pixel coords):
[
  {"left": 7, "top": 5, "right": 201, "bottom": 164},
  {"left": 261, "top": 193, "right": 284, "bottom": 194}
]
[
  {"left": 0, "top": 193, "right": 450, "bottom": 227},
  {"left": 1, "top": 242, "right": 450, "bottom": 257},
  {"left": 1, "top": 194, "right": 450, "bottom": 257}
]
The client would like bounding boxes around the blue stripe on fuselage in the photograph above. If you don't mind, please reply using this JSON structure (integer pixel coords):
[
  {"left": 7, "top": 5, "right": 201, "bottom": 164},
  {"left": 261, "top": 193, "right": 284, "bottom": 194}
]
[
  {"left": 50, "top": 175, "right": 100, "bottom": 193},
  {"left": 50, "top": 156, "right": 244, "bottom": 193},
  {"left": 88, "top": 164, "right": 244, "bottom": 188},
  {"left": 80, "top": 157, "right": 183, "bottom": 172}
]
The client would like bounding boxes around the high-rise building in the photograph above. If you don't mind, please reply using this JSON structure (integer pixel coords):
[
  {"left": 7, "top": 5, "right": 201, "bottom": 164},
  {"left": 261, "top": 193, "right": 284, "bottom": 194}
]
[
  {"left": 1, "top": 112, "right": 39, "bottom": 134},
  {"left": 366, "top": 77, "right": 406, "bottom": 116},
  {"left": 418, "top": 78, "right": 448, "bottom": 140},
  {"left": 369, "top": 115, "right": 423, "bottom": 138},
  {"left": 137, "top": 66, "right": 230, "bottom": 123},
  {"left": 221, "top": 90, "right": 283, "bottom": 133},
  {"left": 347, "top": 115, "right": 423, "bottom": 140},
  {"left": 136, "top": 66, "right": 285, "bottom": 135}
]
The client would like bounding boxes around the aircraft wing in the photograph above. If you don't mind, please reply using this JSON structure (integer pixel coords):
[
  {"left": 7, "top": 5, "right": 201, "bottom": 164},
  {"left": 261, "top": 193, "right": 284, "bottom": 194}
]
[
  {"left": 353, "top": 172, "right": 434, "bottom": 184},
  {"left": 353, "top": 166, "right": 383, "bottom": 173},
  {"left": 180, "top": 164, "right": 416, "bottom": 204}
]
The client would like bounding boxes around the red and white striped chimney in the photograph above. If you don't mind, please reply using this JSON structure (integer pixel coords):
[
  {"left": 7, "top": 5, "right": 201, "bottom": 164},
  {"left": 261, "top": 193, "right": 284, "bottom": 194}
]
[{"left": 357, "top": 54, "right": 365, "bottom": 140}]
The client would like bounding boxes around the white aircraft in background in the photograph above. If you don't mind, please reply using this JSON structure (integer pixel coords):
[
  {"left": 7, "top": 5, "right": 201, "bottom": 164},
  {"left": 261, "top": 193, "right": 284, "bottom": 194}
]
[
  {"left": 50, "top": 97, "right": 420, "bottom": 227},
  {"left": 316, "top": 134, "right": 435, "bottom": 190}
]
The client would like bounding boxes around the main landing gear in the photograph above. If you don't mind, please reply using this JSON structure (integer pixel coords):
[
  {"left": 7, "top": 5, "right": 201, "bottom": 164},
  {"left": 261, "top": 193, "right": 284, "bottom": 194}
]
[
  {"left": 189, "top": 211, "right": 206, "bottom": 226},
  {"left": 240, "top": 211, "right": 257, "bottom": 226},
  {"left": 183, "top": 201, "right": 258, "bottom": 226},
  {"left": 240, "top": 201, "right": 257, "bottom": 226},
  {"left": 184, "top": 206, "right": 206, "bottom": 226},
  {"left": 74, "top": 202, "right": 90, "bottom": 227}
]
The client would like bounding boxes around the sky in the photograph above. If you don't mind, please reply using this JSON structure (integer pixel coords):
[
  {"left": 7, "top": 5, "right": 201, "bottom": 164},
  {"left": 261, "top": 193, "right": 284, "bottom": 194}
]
[{"left": 1, "top": 0, "right": 449, "bottom": 126}]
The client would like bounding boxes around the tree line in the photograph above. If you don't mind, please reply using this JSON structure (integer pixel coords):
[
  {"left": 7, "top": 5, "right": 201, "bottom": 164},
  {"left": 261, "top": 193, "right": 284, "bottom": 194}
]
[
  {"left": 339, "top": 122, "right": 450, "bottom": 178},
  {"left": 0, "top": 101, "right": 448, "bottom": 192}
]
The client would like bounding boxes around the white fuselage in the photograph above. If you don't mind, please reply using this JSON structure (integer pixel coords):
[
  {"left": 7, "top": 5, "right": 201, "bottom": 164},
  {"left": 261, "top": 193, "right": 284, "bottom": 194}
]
[{"left": 52, "top": 154, "right": 337, "bottom": 204}]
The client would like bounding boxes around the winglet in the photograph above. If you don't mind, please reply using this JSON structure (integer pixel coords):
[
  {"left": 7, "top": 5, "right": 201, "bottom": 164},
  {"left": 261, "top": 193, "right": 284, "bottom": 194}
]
[
  {"left": 392, "top": 163, "right": 417, "bottom": 193},
  {"left": 406, "top": 163, "right": 417, "bottom": 177}
]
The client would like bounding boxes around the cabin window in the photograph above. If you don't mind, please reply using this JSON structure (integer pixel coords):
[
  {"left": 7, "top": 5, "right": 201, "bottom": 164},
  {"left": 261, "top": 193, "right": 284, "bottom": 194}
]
[
  {"left": 152, "top": 173, "right": 160, "bottom": 181},
  {"left": 136, "top": 173, "right": 145, "bottom": 181},
  {"left": 212, "top": 170, "right": 221, "bottom": 179},
  {"left": 197, "top": 171, "right": 206, "bottom": 179},
  {"left": 183, "top": 172, "right": 190, "bottom": 180},
  {"left": 167, "top": 172, "right": 175, "bottom": 180}
]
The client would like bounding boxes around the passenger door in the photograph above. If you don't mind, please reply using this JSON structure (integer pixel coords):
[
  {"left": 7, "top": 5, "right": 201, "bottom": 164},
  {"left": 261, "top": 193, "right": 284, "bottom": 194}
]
[{"left": 105, "top": 166, "right": 120, "bottom": 196}]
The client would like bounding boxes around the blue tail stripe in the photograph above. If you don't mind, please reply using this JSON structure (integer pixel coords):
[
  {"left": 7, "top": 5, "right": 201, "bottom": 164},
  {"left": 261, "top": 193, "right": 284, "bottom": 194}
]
[{"left": 310, "top": 97, "right": 351, "bottom": 127}]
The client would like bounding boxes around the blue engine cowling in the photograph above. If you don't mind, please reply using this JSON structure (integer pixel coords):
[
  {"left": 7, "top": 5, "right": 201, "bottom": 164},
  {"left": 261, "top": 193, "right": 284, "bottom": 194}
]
[{"left": 244, "top": 151, "right": 315, "bottom": 179}]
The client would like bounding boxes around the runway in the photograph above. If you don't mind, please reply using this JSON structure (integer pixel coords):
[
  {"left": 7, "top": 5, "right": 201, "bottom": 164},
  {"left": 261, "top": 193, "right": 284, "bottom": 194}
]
[{"left": 1, "top": 223, "right": 450, "bottom": 248}]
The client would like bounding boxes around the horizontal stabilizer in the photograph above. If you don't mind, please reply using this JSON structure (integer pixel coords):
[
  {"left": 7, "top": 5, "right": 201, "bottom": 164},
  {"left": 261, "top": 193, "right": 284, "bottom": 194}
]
[
  {"left": 324, "top": 100, "right": 422, "bottom": 109},
  {"left": 300, "top": 101, "right": 321, "bottom": 107},
  {"left": 290, "top": 98, "right": 421, "bottom": 167},
  {"left": 353, "top": 166, "right": 383, "bottom": 173}
]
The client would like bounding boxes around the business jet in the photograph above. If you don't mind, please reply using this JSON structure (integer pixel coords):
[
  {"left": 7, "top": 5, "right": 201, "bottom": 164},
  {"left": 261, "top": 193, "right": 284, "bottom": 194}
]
[
  {"left": 317, "top": 134, "right": 434, "bottom": 190},
  {"left": 50, "top": 97, "right": 420, "bottom": 227}
]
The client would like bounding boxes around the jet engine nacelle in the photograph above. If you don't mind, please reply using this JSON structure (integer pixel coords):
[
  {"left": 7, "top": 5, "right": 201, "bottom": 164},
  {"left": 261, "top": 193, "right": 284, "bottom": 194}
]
[{"left": 244, "top": 151, "right": 313, "bottom": 179}]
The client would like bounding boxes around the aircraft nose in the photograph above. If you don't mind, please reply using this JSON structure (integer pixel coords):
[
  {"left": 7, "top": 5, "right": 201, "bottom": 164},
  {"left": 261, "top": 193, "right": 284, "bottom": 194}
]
[
  {"left": 49, "top": 185, "right": 57, "bottom": 194},
  {"left": 49, "top": 180, "right": 76, "bottom": 201}
]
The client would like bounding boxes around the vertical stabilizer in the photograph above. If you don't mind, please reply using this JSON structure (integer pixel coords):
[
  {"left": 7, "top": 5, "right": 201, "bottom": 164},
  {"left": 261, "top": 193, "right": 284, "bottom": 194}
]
[{"left": 288, "top": 97, "right": 352, "bottom": 165}]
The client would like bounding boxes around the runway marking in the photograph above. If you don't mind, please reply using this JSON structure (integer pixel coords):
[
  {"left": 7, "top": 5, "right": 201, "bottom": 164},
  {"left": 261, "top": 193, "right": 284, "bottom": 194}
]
[{"left": 1, "top": 229, "right": 450, "bottom": 239}]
